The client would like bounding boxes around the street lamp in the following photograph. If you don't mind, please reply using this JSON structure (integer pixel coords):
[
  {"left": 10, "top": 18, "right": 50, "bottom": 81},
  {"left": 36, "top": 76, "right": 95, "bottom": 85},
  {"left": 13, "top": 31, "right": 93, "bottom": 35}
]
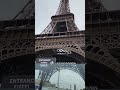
[{"left": 56, "top": 66, "right": 60, "bottom": 90}]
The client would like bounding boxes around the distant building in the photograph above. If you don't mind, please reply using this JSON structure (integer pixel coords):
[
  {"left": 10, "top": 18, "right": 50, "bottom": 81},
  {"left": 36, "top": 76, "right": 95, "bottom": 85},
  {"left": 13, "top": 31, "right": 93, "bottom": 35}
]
[{"left": 74, "top": 84, "right": 76, "bottom": 90}]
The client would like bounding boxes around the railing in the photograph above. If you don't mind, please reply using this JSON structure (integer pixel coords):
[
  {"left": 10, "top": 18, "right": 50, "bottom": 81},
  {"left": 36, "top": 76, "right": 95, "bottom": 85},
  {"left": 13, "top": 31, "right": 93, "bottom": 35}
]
[
  {"left": 35, "top": 31, "right": 85, "bottom": 38},
  {"left": 86, "top": 10, "right": 120, "bottom": 24},
  {"left": 0, "top": 19, "right": 34, "bottom": 30},
  {"left": 86, "top": 27, "right": 120, "bottom": 33}
]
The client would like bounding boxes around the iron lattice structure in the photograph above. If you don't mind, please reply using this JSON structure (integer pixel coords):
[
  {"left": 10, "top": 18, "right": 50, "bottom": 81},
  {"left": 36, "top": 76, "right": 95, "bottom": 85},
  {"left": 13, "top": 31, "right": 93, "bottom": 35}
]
[
  {"left": 13, "top": 0, "right": 35, "bottom": 20},
  {"left": 56, "top": 0, "right": 70, "bottom": 15},
  {"left": 35, "top": 1, "right": 85, "bottom": 85},
  {"left": 36, "top": 63, "right": 85, "bottom": 81},
  {"left": 0, "top": 0, "right": 35, "bottom": 79},
  {"left": 86, "top": 0, "right": 106, "bottom": 13},
  {"left": 41, "top": 0, "right": 79, "bottom": 34},
  {"left": 36, "top": 0, "right": 85, "bottom": 62},
  {"left": 85, "top": 0, "right": 120, "bottom": 88}
]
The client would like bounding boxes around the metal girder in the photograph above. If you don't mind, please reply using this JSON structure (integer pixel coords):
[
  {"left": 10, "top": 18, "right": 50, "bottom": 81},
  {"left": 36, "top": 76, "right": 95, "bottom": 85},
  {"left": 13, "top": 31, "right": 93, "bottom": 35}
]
[
  {"left": 86, "top": 0, "right": 106, "bottom": 13},
  {"left": 56, "top": 0, "right": 70, "bottom": 15},
  {"left": 37, "top": 63, "right": 85, "bottom": 81},
  {"left": 13, "top": 0, "right": 35, "bottom": 20}
]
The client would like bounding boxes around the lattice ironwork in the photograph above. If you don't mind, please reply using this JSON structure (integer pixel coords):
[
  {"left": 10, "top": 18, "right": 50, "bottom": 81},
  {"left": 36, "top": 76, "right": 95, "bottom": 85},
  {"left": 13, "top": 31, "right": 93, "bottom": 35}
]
[
  {"left": 85, "top": 31, "right": 120, "bottom": 74},
  {"left": 35, "top": 32, "right": 85, "bottom": 59},
  {"left": 0, "top": 19, "right": 34, "bottom": 61},
  {"left": 37, "top": 63, "right": 85, "bottom": 81},
  {"left": 56, "top": 0, "right": 70, "bottom": 15}
]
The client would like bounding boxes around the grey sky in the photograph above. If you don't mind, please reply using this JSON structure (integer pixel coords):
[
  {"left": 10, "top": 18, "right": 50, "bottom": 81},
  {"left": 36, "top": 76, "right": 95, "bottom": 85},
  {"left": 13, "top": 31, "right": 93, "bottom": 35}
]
[
  {"left": 101, "top": 0, "right": 120, "bottom": 10},
  {"left": 0, "top": 0, "right": 29, "bottom": 20},
  {"left": 50, "top": 69, "right": 85, "bottom": 90}
]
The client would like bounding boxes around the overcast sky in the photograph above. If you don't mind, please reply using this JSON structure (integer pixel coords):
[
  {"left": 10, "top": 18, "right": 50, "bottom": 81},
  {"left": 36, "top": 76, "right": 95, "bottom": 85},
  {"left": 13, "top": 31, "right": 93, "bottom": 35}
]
[
  {"left": 101, "top": 0, "right": 120, "bottom": 10},
  {"left": 0, "top": 0, "right": 29, "bottom": 20},
  {"left": 50, "top": 69, "right": 85, "bottom": 90}
]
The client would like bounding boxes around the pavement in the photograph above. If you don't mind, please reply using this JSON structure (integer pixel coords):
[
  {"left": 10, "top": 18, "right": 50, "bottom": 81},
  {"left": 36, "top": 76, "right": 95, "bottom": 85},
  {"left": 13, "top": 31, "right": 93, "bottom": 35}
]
[{"left": 42, "top": 87, "right": 69, "bottom": 90}]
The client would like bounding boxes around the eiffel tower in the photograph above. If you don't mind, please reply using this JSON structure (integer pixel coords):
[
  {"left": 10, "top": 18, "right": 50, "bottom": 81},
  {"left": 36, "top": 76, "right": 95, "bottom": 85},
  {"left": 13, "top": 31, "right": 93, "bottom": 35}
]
[
  {"left": 0, "top": 0, "right": 119, "bottom": 89},
  {"left": 35, "top": 0, "right": 85, "bottom": 89},
  {"left": 0, "top": 0, "right": 35, "bottom": 87},
  {"left": 86, "top": 0, "right": 106, "bottom": 13},
  {"left": 41, "top": 0, "right": 79, "bottom": 34},
  {"left": 13, "top": 0, "right": 34, "bottom": 19},
  {"left": 86, "top": 0, "right": 120, "bottom": 89},
  {"left": 35, "top": 0, "right": 85, "bottom": 63}
]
